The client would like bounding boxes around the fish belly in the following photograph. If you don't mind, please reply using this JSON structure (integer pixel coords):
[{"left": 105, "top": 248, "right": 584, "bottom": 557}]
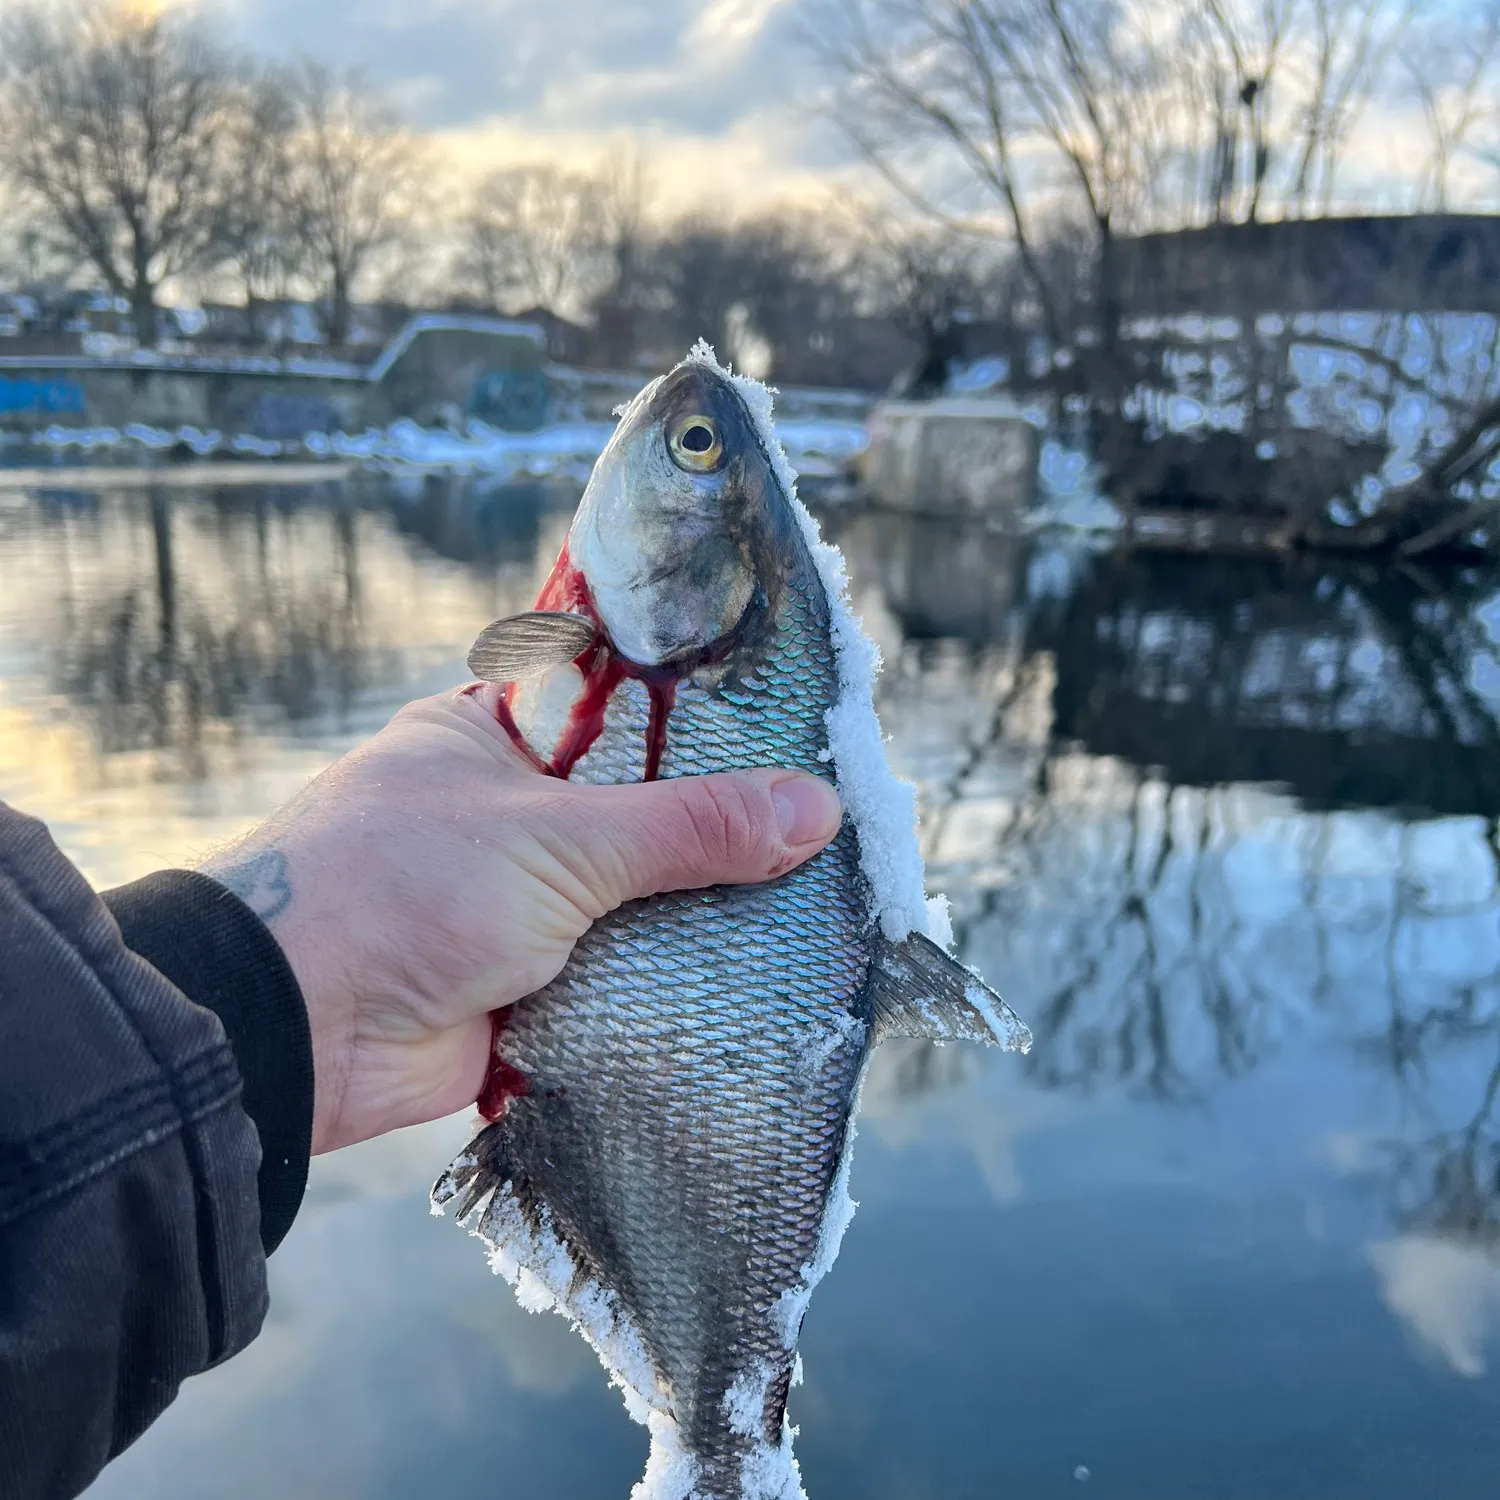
[
  {"left": 445, "top": 835, "right": 870, "bottom": 1499},
  {"left": 442, "top": 562, "right": 865, "bottom": 1496}
]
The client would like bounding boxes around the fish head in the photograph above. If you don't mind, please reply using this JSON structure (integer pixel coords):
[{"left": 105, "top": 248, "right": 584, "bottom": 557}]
[{"left": 568, "top": 360, "right": 798, "bottom": 668}]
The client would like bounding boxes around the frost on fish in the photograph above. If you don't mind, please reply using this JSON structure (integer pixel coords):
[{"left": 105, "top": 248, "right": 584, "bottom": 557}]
[
  {"left": 436, "top": 344, "right": 1028, "bottom": 1500},
  {"left": 433, "top": 1140, "right": 826, "bottom": 1500},
  {"left": 684, "top": 341, "right": 933, "bottom": 945}
]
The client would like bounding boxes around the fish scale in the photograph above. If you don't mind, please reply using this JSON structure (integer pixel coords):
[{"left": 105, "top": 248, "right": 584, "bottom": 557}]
[
  {"left": 434, "top": 349, "right": 1029, "bottom": 1500},
  {"left": 455, "top": 543, "right": 870, "bottom": 1494}
]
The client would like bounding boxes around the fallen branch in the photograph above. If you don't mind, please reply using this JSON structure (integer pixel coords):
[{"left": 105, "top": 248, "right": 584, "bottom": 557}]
[{"left": 1399, "top": 492, "right": 1500, "bottom": 556}]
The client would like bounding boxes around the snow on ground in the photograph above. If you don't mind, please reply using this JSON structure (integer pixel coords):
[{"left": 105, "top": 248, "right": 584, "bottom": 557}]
[
  {"left": 12, "top": 412, "right": 868, "bottom": 484},
  {"left": 1121, "top": 308, "right": 1500, "bottom": 522}
]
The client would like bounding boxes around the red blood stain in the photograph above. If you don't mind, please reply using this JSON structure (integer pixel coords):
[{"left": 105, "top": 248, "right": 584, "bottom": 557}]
[
  {"left": 477, "top": 1011, "right": 532, "bottom": 1122},
  {"left": 642, "top": 672, "right": 677, "bottom": 782},
  {"left": 476, "top": 542, "right": 691, "bottom": 1115},
  {"left": 549, "top": 646, "right": 626, "bottom": 777},
  {"left": 534, "top": 540, "right": 597, "bottom": 618},
  {"left": 473, "top": 541, "right": 724, "bottom": 1116},
  {"left": 487, "top": 539, "right": 688, "bottom": 785}
]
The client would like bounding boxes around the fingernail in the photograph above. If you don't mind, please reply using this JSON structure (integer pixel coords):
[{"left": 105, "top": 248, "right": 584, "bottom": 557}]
[{"left": 772, "top": 774, "right": 842, "bottom": 845}]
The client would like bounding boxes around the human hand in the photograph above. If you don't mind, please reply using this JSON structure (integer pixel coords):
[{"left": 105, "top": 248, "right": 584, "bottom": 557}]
[{"left": 200, "top": 685, "right": 843, "bottom": 1155}]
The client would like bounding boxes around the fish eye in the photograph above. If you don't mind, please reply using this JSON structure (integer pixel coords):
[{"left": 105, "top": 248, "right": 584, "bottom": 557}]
[{"left": 668, "top": 414, "right": 724, "bottom": 473}]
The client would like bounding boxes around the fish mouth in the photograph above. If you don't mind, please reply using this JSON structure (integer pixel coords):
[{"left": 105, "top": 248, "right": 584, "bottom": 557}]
[{"left": 486, "top": 540, "right": 754, "bottom": 783}]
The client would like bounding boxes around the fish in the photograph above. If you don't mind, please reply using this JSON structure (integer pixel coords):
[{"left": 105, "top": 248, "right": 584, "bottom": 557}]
[{"left": 431, "top": 342, "right": 1030, "bottom": 1500}]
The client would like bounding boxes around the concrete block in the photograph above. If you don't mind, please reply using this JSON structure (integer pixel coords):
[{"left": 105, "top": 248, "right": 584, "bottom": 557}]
[{"left": 863, "top": 398, "right": 1039, "bottom": 516}]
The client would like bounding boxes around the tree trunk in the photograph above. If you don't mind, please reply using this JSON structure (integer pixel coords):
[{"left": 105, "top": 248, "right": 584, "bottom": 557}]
[
  {"left": 1093, "top": 215, "right": 1123, "bottom": 409},
  {"left": 131, "top": 285, "right": 158, "bottom": 349},
  {"left": 327, "top": 267, "right": 350, "bottom": 348}
]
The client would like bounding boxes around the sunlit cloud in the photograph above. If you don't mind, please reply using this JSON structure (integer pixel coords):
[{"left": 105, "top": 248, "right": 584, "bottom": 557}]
[{"left": 216, "top": 0, "right": 842, "bottom": 214}]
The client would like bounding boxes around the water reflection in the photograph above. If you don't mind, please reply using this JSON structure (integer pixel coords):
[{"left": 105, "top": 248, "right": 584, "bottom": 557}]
[
  {"left": 13, "top": 480, "right": 573, "bottom": 786},
  {"left": 379, "top": 472, "right": 554, "bottom": 569},
  {"left": 50, "top": 488, "right": 375, "bottom": 775},
  {"left": 3, "top": 477, "right": 1500, "bottom": 1494},
  {"left": 841, "top": 506, "right": 1500, "bottom": 1420}
]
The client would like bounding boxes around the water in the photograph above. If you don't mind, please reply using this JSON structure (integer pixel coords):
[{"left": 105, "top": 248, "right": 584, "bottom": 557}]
[{"left": 3, "top": 472, "right": 1500, "bottom": 1497}]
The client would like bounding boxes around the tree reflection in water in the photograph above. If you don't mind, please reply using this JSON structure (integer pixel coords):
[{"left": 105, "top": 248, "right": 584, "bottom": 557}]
[
  {"left": 33, "top": 476, "right": 570, "bottom": 783},
  {"left": 843, "top": 508, "right": 1500, "bottom": 1263}
]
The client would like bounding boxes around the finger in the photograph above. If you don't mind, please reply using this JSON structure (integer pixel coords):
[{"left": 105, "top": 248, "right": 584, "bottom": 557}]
[
  {"left": 400, "top": 685, "right": 547, "bottom": 772},
  {"left": 565, "top": 769, "right": 843, "bottom": 907}
]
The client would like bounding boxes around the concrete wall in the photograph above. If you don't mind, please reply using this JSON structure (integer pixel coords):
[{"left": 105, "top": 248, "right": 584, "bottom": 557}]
[
  {"left": 0, "top": 364, "right": 369, "bottom": 436},
  {"left": 862, "top": 398, "right": 1039, "bottom": 516},
  {"left": 1116, "top": 215, "right": 1500, "bottom": 317},
  {"left": 365, "top": 317, "right": 549, "bottom": 428},
  {"left": 0, "top": 315, "right": 554, "bottom": 440}
]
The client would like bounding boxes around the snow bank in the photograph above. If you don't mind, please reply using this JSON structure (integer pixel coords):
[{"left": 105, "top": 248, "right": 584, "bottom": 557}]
[{"left": 14, "top": 410, "right": 865, "bottom": 482}]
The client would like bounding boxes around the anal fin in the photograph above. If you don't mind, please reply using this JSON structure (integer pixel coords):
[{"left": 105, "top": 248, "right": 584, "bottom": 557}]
[{"left": 870, "top": 932, "right": 1031, "bottom": 1052}]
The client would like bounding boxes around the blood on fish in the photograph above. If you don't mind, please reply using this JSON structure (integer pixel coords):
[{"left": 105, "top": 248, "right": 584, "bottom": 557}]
[
  {"left": 534, "top": 540, "right": 596, "bottom": 618},
  {"left": 477, "top": 1011, "right": 532, "bottom": 1122},
  {"left": 550, "top": 646, "right": 626, "bottom": 778},
  {"left": 471, "top": 542, "right": 754, "bottom": 1112},
  {"left": 642, "top": 673, "right": 677, "bottom": 782},
  {"left": 484, "top": 540, "right": 687, "bottom": 785},
  {"left": 491, "top": 693, "right": 554, "bottom": 775}
]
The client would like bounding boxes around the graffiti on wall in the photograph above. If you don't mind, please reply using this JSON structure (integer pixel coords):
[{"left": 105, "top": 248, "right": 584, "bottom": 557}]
[
  {"left": 469, "top": 369, "right": 550, "bottom": 431},
  {"left": 0, "top": 377, "right": 85, "bottom": 415},
  {"left": 253, "top": 393, "right": 343, "bottom": 439}
]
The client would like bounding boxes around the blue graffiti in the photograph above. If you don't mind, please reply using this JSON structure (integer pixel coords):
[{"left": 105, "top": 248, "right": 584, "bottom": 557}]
[
  {"left": 0, "top": 377, "right": 85, "bottom": 414},
  {"left": 469, "top": 369, "right": 550, "bottom": 432},
  {"left": 255, "top": 393, "right": 341, "bottom": 439}
]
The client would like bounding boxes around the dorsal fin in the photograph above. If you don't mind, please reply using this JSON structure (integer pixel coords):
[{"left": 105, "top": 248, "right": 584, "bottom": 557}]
[{"left": 869, "top": 932, "right": 1031, "bottom": 1051}]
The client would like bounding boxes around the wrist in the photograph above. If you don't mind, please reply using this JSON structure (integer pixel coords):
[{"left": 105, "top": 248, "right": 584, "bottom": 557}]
[
  {"left": 108, "top": 867, "right": 316, "bottom": 1250},
  {"left": 200, "top": 837, "right": 355, "bottom": 1155}
]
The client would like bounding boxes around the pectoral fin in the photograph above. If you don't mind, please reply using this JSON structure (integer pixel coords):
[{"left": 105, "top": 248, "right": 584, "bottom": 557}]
[
  {"left": 468, "top": 611, "right": 599, "bottom": 682},
  {"left": 869, "top": 931, "right": 1031, "bottom": 1052}
]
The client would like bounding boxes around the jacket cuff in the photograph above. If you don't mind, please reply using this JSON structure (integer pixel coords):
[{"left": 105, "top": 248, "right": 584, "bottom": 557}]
[{"left": 101, "top": 871, "right": 313, "bottom": 1254}]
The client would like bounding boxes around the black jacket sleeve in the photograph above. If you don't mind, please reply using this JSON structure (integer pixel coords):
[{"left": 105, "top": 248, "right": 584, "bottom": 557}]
[{"left": 0, "top": 802, "right": 314, "bottom": 1500}]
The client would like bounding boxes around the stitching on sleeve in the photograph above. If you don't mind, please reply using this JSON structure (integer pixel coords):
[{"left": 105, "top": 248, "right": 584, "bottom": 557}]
[{"left": 0, "top": 845, "right": 245, "bottom": 1232}]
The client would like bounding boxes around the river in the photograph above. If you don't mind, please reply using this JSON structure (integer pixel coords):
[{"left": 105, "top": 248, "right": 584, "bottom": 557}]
[{"left": 2, "top": 469, "right": 1499, "bottom": 1498}]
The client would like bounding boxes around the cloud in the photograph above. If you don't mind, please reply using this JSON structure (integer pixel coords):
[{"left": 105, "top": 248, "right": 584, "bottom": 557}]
[
  {"left": 216, "top": 0, "right": 842, "bottom": 211},
  {"left": 860, "top": 1040, "right": 1071, "bottom": 1207},
  {"left": 1369, "top": 1234, "right": 1500, "bottom": 1378}
]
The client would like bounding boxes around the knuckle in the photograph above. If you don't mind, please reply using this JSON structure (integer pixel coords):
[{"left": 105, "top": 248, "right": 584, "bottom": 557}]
[{"left": 679, "top": 776, "right": 768, "bottom": 869}]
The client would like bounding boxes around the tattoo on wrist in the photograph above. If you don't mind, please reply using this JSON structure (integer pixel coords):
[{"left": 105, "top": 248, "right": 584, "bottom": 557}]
[{"left": 211, "top": 849, "right": 293, "bottom": 924}]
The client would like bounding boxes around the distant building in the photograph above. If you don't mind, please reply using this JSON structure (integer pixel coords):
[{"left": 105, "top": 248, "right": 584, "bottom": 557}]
[{"left": 509, "top": 306, "right": 592, "bottom": 365}]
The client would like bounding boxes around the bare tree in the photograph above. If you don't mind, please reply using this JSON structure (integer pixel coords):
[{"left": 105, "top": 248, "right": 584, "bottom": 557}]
[
  {"left": 0, "top": 2, "right": 237, "bottom": 346},
  {"left": 454, "top": 163, "right": 604, "bottom": 318},
  {"left": 283, "top": 63, "right": 421, "bottom": 347},
  {"left": 1199, "top": 0, "right": 1302, "bottom": 222},
  {"left": 1287, "top": 0, "right": 1416, "bottom": 216},
  {"left": 589, "top": 144, "right": 655, "bottom": 365},
  {"left": 214, "top": 67, "right": 304, "bottom": 342},
  {"left": 842, "top": 198, "right": 1004, "bottom": 393},
  {"left": 808, "top": 0, "right": 1205, "bottom": 358},
  {"left": 1405, "top": 2, "right": 1500, "bottom": 211},
  {"left": 807, "top": 0, "right": 1062, "bottom": 347}
]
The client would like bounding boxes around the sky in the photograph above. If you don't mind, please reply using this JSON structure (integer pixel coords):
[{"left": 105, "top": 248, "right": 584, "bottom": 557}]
[{"left": 219, "top": 0, "right": 856, "bottom": 215}]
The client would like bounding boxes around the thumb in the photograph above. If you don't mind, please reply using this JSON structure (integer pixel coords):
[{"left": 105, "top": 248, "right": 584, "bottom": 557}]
[{"left": 566, "top": 769, "right": 843, "bottom": 908}]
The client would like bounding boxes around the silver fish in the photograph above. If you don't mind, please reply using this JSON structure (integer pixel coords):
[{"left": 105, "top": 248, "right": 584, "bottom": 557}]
[{"left": 432, "top": 346, "right": 1029, "bottom": 1500}]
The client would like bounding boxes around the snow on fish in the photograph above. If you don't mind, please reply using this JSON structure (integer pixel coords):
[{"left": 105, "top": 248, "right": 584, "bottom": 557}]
[{"left": 431, "top": 342, "right": 1030, "bottom": 1500}]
